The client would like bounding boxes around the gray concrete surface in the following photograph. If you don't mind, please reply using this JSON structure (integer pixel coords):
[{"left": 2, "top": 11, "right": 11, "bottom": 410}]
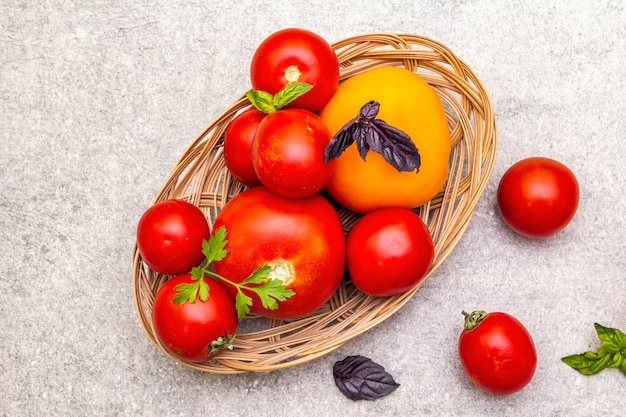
[{"left": 1, "top": 1, "right": 624, "bottom": 416}]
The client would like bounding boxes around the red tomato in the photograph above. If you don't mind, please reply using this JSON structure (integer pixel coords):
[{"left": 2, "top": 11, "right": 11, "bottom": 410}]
[
  {"left": 212, "top": 186, "right": 346, "bottom": 320},
  {"left": 346, "top": 207, "right": 434, "bottom": 296},
  {"left": 223, "top": 108, "right": 265, "bottom": 187},
  {"left": 136, "top": 199, "right": 211, "bottom": 275},
  {"left": 497, "top": 157, "right": 579, "bottom": 238},
  {"left": 458, "top": 310, "right": 537, "bottom": 396},
  {"left": 252, "top": 108, "right": 335, "bottom": 199},
  {"left": 152, "top": 273, "right": 238, "bottom": 362},
  {"left": 250, "top": 28, "right": 339, "bottom": 112}
]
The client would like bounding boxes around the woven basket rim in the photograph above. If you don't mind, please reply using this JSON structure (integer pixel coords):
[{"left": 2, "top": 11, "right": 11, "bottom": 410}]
[{"left": 132, "top": 32, "right": 497, "bottom": 374}]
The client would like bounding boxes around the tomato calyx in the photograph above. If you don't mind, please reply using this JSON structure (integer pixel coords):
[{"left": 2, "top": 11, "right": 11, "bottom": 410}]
[
  {"left": 245, "top": 82, "right": 312, "bottom": 114},
  {"left": 172, "top": 226, "right": 295, "bottom": 319},
  {"left": 324, "top": 100, "right": 421, "bottom": 173},
  {"left": 209, "top": 333, "right": 235, "bottom": 357},
  {"left": 462, "top": 310, "right": 488, "bottom": 331}
]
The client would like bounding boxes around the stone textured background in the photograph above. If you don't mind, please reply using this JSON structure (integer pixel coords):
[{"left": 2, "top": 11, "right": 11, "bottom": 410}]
[{"left": 1, "top": 1, "right": 624, "bottom": 416}]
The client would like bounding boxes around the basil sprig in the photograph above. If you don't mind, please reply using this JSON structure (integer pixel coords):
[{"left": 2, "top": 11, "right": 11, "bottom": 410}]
[
  {"left": 324, "top": 100, "right": 421, "bottom": 173},
  {"left": 562, "top": 323, "right": 626, "bottom": 376}
]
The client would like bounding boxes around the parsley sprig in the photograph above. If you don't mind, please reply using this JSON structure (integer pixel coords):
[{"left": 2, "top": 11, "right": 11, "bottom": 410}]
[{"left": 172, "top": 226, "right": 295, "bottom": 319}]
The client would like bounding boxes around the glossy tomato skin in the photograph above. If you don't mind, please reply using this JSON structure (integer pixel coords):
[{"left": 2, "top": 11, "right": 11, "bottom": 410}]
[
  {"left": 223, "top": 108, "right": 265, "bottom": 187},
  {"left": 458, "top": 311, "right": 537, "bottom": 396},
  {"left": 252, "top": 108, "right": 335, "bottom": 199},
  {"left": 250, "top": 28, "right": 339, "bottom": 112},
  {"left": 212, "top": 186, "right": 346, "bottom": 320},
  {"left": 152, "top": 273, "right": 238, "bottom": 362},
  {"left": 136, "top": 199, "right": 211, "bottom": 275},
  {"left": 346, "top": 207, "right": 434, "bottom": 296},
  {"left": 497, "top": 157, "right": 579, "bottom": 238}
]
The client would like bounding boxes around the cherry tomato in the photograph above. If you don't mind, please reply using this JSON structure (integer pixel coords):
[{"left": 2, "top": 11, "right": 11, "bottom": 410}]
[
  {"left": 346, "top": 207, "right": 434, "bottom": 296},
  {"left": 212, "top": 186, "right": 346, "bottom": 320},
  {"left": 252, "top": 108, "right": 335, "bottom": 199},
  {"left": 152, "top": 273, "right": 238, "bottom": 362},
  {"left": 250, "top": 28, "right": 339, "bottom": 112},
  {"left": 223, "top": 108, "right": 265, "bottom": 187},
  {"left": 458, "top": 310, "right": 537, "bottom": 396},
  {"left": 497, "top": 157, "right": 579, "bottom": 238},
  {"left": 136, "top": 199, "right": 211, "bottom": 275}
]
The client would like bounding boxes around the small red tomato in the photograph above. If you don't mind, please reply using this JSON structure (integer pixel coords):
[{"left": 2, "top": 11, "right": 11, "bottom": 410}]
[
  {"left": 458, "top": 310, "right": 537, "bottom": 396},
  {"left": 346, "top": 207, "right": 434, "bottom": 296},
  {"left": 136, "top": 199, "right": 211, "bottom": 275},
  {"left": 223, "top": 108, "right": 265, "bottom": 187},
  {"left": 212, "top": 186, "right": 346, "bottom": 320},
  {"left": 152, "top": 273, "right": 238, "bottom": 362},
  {"left": 252, "top": 108, "right": 335, "bottom": 199},
  {"left": 497, "top": 157, "right": 579, "bottom": 238},
  {"left": 250, "top": 28, "right": 339, "bottom": 112}
]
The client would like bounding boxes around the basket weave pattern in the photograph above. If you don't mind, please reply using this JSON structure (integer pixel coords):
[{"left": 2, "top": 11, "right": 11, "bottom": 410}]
[{"left": 132, "top": 33, "right": 497, "bottom": 373}]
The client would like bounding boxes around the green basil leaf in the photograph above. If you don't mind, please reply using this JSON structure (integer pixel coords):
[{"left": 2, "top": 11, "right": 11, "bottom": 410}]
[
  {"left": 595, "top": 323, "right": 626, "bottom": 353},
  {"left": 246, "top": 89, "right": 277, "bottom": 114},
  {"left": 562, "top": 351, "right": 611, "bottom": 375},
  {"left": 272, "top": 82, "right": 312, "bottom": 109},
  {"left": 619, "top": 357, "right": 626, "bottom": 376}
]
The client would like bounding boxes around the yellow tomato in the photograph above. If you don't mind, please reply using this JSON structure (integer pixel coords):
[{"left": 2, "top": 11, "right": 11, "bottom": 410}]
[{"left": 319, "top": 66, "right": 451, "bottom": 213}]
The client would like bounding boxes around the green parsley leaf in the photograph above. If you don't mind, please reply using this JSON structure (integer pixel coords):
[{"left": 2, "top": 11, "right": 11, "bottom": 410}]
[
  {"left": 234, "top": 290, "right": 253, "bottom": 320},
  {"left": 254, "top": 278, "right": 295, "bottom": 310},
  {"left": 172, "top": 269, "right": 211, "bottom": 304},
  {"left": 171, "top": 225, "right": 296, "bottom": 316},
  {"left": 203, "top": 225, "right": 228, "bottom": 264},
  {"left": 240, "top": 264, "right": 271, "bottom": 285},
  {"left": 173, "top": 281, "right": 200, "bottom": 304},
  {"left": 238, "top": 265, "right": 295, "bottom": 310}
]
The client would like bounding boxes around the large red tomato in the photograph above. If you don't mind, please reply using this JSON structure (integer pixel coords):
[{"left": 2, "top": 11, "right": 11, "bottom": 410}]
[
  {"left": 346, "top": 207, "right": 434, "bottom": 296},
  {"left": 458, "top": 310, "right": 537, "bottom": 396},
  {"left": 252, "top": 108, "right": 335, "bottom": 199},
  {"left": 250, "top": 28, "right": 339, "bottom": 112},
  {"left": 223, "top": 108, "right": 265, "bottom": 187},
  {"left": 497, "top": 157, "right": 579, "bottom": 238},
  {"left": 212, "top": 186, "right": 346, "bottom": 320},
  {"left": 136, "top": 199, "right": 211, "bottom": 275},
  {"left": 152, "top": 273, "right": 238, "bottom": 362}
]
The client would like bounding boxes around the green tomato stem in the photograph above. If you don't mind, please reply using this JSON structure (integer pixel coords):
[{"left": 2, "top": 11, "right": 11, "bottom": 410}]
[{"left": 462, "top": 310, "right": 488, "bottom": 331}]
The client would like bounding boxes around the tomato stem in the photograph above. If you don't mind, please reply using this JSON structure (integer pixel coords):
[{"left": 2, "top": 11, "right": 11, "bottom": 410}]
[
  {"left": 462, "top": 310, "right": 488, "bottom": 331},
  {"left": 209, "top": 333, "right": 235, "bottom": 357}
]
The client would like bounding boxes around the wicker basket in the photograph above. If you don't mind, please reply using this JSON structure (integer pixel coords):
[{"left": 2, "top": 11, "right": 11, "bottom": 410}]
[{"left": 132, "top": 33, "right": 497, "bottom": 374}]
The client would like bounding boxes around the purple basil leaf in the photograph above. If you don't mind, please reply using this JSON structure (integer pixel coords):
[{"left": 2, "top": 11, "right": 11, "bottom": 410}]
[
  {"left": 359, "top": 100, "right": 380, "bottom": 119},
  {"left": 333, "top": 355, "right": 400, "bottom": 401},
  {"left": 323, "top": 100, "right": 420, "bottom": 172},
  {"left": 324, "top": 121, "right": 357, "bottom": 163},
  {"left": 355, "top": 123, "right": 370, "bottom": 161},
  {"left": 368, "top": 119, "right": 420, "bottom": 172}
]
